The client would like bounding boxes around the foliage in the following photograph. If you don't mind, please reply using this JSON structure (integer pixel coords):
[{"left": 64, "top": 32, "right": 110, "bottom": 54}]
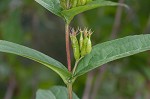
[
  {"left": 36, "top": 86, "right": 79, "bottom": 99},
  {"left": 0, "top": 0, "right": 150, "bottom": 99},
  {"left": 0, "top": 40, "right": 71, "bottom": 82},
  {"left": 35, "top": 0, "right": 128, "bottom": 23}
]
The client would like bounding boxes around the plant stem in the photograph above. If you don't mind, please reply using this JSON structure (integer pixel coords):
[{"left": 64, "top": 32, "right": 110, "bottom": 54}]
[
  {"left": 72, "top": 57, "right": 83, "bottom": 75},
  {"left": 67, "top": 83, "right": 73, "bottom": 99},
  {"left": 72, "top": 61, "right": 79, "bottom": 75},
  {"left": 65, "top": 24, "right": 71, "bottom": 72}
]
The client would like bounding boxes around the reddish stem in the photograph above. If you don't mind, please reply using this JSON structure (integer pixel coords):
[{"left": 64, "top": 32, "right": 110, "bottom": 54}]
[{"left": 65, "top": 24, "right": 71, "bottom": 72}]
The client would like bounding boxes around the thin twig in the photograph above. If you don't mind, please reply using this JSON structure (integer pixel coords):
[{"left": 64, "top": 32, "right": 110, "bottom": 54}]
[
  {"left": 111, "top": 0, "right": 124, "bottom": 39},
  {"left": 82, "top": 71, "right": 95, "bottom": 99},
  {"left": 90, "top": 66, "right": 107, "bottom": 99},
  {"left": 143, "top": 15, "right": 150, "bottom": 34},
  {"left": 4, "top": 75, "right": 16, "bottom": 99}
]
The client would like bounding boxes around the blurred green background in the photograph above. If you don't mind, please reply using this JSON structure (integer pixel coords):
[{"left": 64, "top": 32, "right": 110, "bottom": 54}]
[{"left": 0, "top": 0, "right": 150, "bottom": 99}]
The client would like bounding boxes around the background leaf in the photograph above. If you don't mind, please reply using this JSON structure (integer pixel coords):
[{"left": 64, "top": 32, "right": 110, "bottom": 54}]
[
  {"left": 35, "top": 0, "right": 63, "bottom": 18},
  {"left": 36, "top": 89, "right": 56, "bottom": 99},
  {"left": 61, "top": 0, "right": 128, "bottom": 23},
  {"left": 74, "top": 34, "right": 150, "bottom": 77},
  {"left": 36, "top": 86, "right": 79, "bottom": 99},
  {"left": 0, "top": 40, "right": 71, "bottom": 81}
]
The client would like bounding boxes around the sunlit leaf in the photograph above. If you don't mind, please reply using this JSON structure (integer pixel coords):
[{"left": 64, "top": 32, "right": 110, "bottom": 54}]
[
  {"left": 0, "top": 40, "right": 71, "bottom": 82},
  {"left": 74, "top": 34, "right": 150, "bottom": 77}
]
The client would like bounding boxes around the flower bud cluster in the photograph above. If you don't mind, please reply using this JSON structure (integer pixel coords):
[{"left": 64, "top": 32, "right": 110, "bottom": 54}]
[
  {"left": 70, "top": 0, "right": 93, "bottom": 8},
  {"left": 70, "top": 28, "right": 92, "bottom": 61},
  {"left": 60, "top": 0, "right": 93, "bottom": 10}
]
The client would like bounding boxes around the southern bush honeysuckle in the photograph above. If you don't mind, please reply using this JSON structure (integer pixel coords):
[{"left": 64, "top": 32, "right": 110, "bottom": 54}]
[{"left": 70, "top": 28, "right": 93, "bottom": 61}]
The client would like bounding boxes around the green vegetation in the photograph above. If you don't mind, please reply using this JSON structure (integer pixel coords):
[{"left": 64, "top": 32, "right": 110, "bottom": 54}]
[{"left": 0, "top": 0, "right": 150, "bottom": 99}]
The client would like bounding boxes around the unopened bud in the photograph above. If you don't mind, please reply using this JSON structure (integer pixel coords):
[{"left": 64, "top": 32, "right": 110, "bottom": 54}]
[
  {"left": 81, "top": 28, "right": 93, "bottom": 56},
  {"left": 70, "top": 29, "right": 80, "bottom": 61},
  {"left": 86, "top": 34, "right": 92, "bottom": 53},
  {"left": 79, "top": 29, "right": 83, "bottom": 50},
  {"left": 81, "top": 29, "right": 88, "bottom": 56},
  {"left": 81, "top": 0, "right": 86, "bottom": 5},
  {"left": 71, "top": 0, "right": 78, "bottom": 8}
]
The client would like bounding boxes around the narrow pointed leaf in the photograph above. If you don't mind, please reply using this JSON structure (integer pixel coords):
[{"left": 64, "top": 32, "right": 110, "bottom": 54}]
[
  {"left": 36, "top": 86, "right": 79, "bottom": 99},
  {"left": 61, "top": 0, "right": 128, "bottom": 23},
  {"left": 0, "top": 40, "right": 71, "bottom": 81},
  {"left": 74, "top": 34, "right": 150, "bottom": 77},
  {"left": 35, "top": 0, "right": 63, "bottom": 18}
]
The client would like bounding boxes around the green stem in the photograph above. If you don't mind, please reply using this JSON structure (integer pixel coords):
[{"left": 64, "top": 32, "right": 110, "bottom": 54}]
[
  {"left": 72, "top": 60, "right": 79, "bottom": 75},
  {"left": 72, "top": 57, "right": 83, "bottom": 75},
  {"left": 67, "top": 83, "right": 73, "bottom": 99}
]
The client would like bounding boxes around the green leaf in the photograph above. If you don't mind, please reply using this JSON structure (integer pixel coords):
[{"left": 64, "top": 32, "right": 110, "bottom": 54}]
[
  {"left": 61, "top": 0, "right": 128, "bottom": 24},
  {"left": 74, "top": 34, "right": 150, "bottom": 77},
  {"left": 36, "top": 86, "right": 79, "bottom": 99},
  {"left": 34, "top": 0, "right": 128, "bottom": 24},
  {"left": 50, "top": 86, "right": 79, "bottom": 99},
  {"left": 0, "top": 40, "right": 71, "bottom": 82},
  {"left": 35, "top": 0, "right": 63, "bottom": 18},
  {"left": 36, "top": 89, "right": 56, "bottom": 99}
]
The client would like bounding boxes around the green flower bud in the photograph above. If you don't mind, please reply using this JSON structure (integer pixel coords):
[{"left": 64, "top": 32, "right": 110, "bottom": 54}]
[
  {"left": 81, "top": 36, "right": 88, "bottom": 56},
  {"left": 81, "top": 29, "right": 88, "bottom": 56},
  {"left": 71, "top": 0, "right": 78, "bottom": 8},
  {"left": 86, "top": 34, "right": 92, "bottom": 53},
  {"left": 81, "top": 29, "right": 93, "bottom": 56},
  {"left": 70, "top": 29, "right": 80, "bottom": 61},
  {"left": 79, "top": 30, "right": 83, "bottom": 50},
  {"left": 77, "top": 0, "right": 82, "bottom": 6},
  {"left": 81, "top": 0, "right": 86, "bottom": 5}
]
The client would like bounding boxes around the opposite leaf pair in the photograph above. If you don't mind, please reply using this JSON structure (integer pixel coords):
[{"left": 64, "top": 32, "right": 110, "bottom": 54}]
[
  {"left": 1, "top": 35, "right": 150, "bottom": 83},
  {"left": 35, "top": 0, "right": 128, "bottom": 23}
]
